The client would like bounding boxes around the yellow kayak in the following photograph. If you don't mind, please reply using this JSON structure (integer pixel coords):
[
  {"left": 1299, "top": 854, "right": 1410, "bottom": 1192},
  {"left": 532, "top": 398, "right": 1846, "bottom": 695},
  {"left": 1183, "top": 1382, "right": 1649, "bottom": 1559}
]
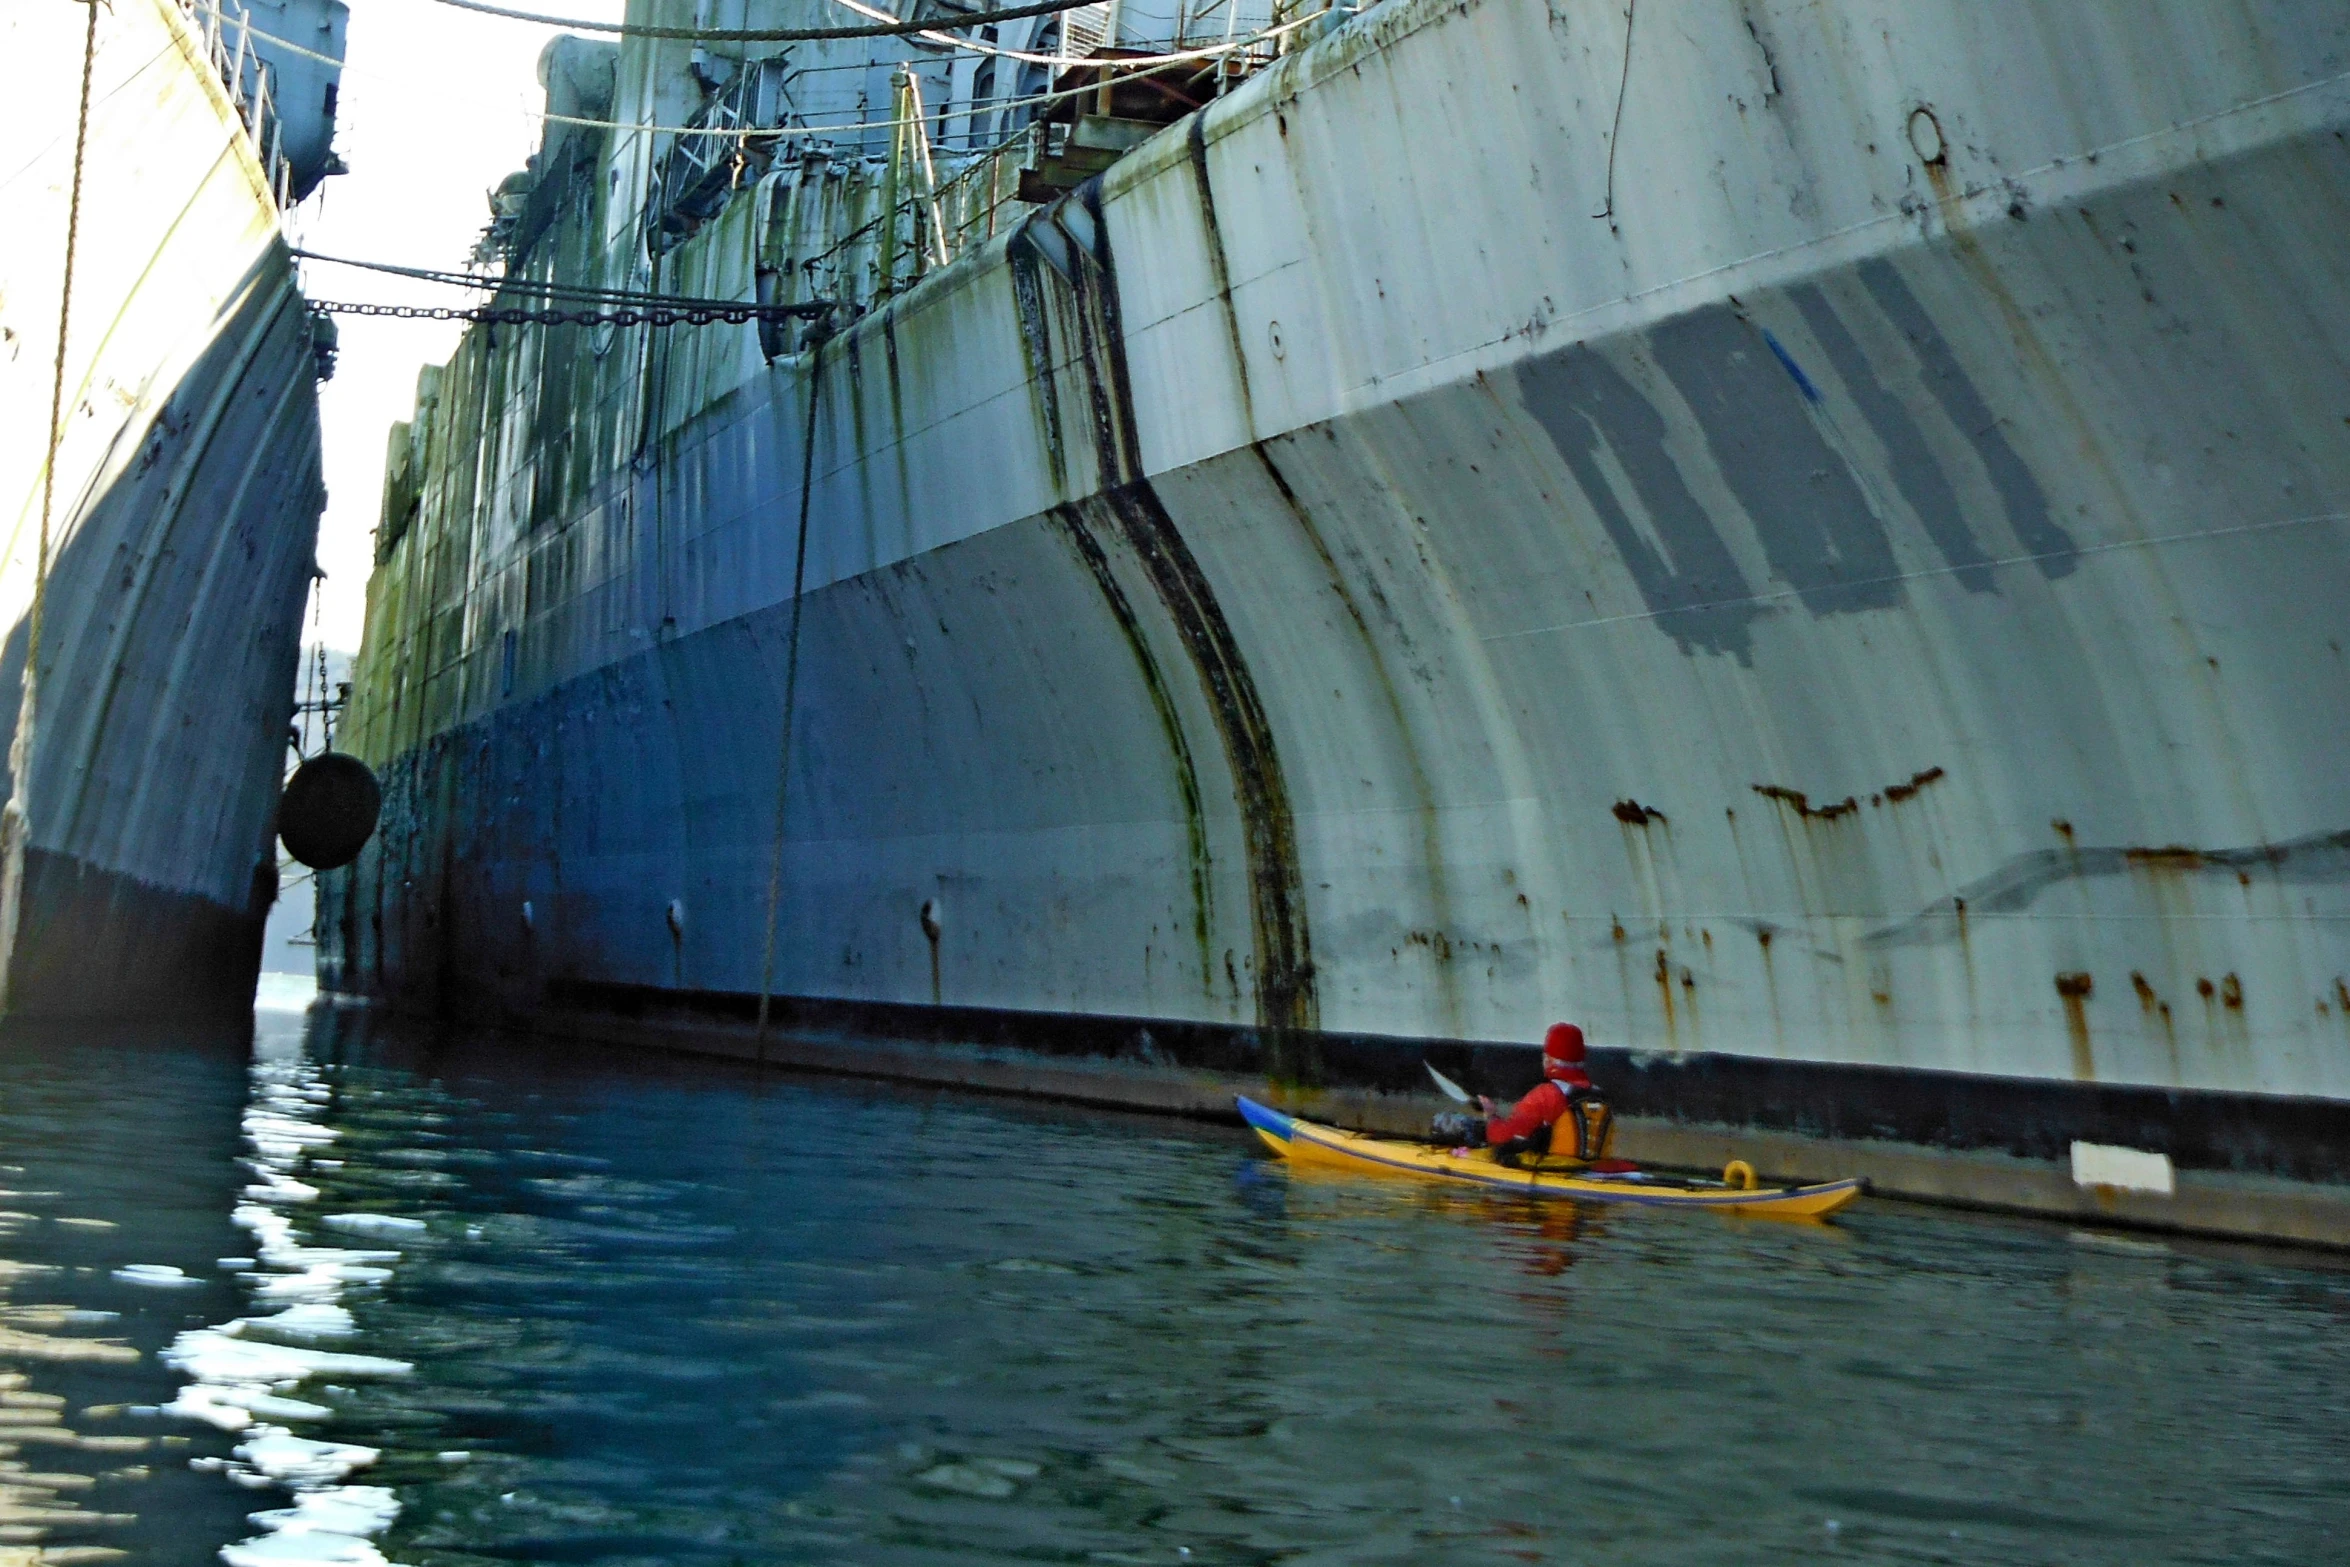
[{"left": 1237, "top": 1096, "right": 1864, "bottom": 1219}]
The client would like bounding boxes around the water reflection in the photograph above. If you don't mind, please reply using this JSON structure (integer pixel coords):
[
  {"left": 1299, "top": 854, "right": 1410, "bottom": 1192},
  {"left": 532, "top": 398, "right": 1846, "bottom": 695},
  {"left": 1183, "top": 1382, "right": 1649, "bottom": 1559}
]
[
  {"left": 166, "top": 1009, "right": 418, "bottom": 1564},
  {"left": 2, "top": 1000, "right": 2348, "bottom": 1563},
  {"left": 0, "top": 1016, "right": 258, "bottom": 1561}
]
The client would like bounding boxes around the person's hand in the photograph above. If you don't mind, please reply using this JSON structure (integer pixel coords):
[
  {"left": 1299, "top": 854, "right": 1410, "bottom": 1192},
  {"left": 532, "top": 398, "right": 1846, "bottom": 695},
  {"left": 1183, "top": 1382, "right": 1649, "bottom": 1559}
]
[{"left": 1477, "top": 1095, "right": 1498, "bottom": 1115}]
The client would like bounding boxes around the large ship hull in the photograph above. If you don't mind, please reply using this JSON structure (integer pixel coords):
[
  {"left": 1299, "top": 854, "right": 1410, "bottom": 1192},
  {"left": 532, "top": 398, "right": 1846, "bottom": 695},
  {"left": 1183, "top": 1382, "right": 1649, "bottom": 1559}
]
[
  {"left": 327, "top": 1, "right": 2350, "bottom": 1171},
  {"left": 0, "top": 0, "right": 329, "bottom": 1015}
]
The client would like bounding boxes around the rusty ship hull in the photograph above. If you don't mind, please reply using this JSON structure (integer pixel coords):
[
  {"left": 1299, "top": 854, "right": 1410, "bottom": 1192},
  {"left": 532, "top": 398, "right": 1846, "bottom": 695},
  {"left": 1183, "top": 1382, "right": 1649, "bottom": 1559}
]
[
  {"left": 325, "top": 0, "right": 2350, "bottom": 1173},
  {"left": 0, "top": 0, "right": 342, "bottom": 1016}
]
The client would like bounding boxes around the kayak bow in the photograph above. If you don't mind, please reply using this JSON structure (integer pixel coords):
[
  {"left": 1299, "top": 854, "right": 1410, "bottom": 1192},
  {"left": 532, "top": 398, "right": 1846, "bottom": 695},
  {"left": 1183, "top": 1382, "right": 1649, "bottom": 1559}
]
[{"left": 1237, "top": 1097, "right": 1863, "bottom": 1218}]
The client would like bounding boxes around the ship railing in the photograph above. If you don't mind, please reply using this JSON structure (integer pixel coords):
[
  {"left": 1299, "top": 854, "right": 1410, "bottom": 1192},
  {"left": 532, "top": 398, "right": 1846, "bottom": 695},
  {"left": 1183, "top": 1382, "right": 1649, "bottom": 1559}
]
[
  {"left": 1059, "top": 0, "right": 1284, "bottom": 60},
  {"left": 1060, "top": 1, "right": 1112, "bottom": 56},
  {"left": 787, "top": 8, "right": 1302, "bottom": 317},
  {"left": 178, "top": 0, "right": 296, "bottom": 208},
  {"left": 839, "top": 74, "right": 1026, "bottom": 301},
  {"left": 932, "top": 123, "right": 1045, "bottom": 260},
  {"left": 648, "top": 56, "right": 798, "bottom": 257}
]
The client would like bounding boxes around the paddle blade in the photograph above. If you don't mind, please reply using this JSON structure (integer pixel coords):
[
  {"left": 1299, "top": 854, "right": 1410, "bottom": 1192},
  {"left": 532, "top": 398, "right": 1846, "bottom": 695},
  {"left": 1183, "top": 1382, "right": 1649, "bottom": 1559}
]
[{"left": 1424, "top": 1061, "right": 1474, "bottom": 1104}]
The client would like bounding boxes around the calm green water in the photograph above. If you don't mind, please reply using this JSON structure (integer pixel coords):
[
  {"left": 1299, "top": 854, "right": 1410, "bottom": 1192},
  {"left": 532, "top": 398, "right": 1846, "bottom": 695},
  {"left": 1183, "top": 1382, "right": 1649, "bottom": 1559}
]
[{"left": 0, "top": 995, "right": 2344, "bottom": 1565}]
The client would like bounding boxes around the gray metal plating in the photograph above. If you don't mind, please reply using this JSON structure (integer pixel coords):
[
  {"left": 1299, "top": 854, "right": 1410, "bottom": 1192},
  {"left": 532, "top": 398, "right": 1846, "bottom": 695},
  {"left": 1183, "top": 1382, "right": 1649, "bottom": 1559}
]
[
  {"left": 327, "top": 0, "right": 2350, "bottom": 1147},
  {"left": 0, "top": 0, "right": 334, "bottom": 1014}
]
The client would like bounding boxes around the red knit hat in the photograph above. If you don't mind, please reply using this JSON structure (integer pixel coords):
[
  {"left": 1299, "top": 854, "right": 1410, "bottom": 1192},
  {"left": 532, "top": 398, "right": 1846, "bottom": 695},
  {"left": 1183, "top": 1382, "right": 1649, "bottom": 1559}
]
[{"left": 1542, "top": 1022, "right": 1592, "bottom": 1087}]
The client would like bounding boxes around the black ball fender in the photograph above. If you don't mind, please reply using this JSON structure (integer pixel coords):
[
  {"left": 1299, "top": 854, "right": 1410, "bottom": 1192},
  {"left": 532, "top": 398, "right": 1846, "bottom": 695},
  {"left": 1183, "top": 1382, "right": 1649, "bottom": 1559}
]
[{"left": 278, "top": 752, "right": 381, "bottom": 871}]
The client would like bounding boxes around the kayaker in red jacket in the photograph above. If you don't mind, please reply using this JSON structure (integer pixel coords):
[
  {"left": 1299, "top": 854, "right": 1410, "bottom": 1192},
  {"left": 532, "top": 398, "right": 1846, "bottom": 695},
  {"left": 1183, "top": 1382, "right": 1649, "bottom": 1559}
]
[
  {"left": 1480, "top": 1022, "right": 1597, "bottom": 1150},
  {"left": 1431, "top": 1022, "right": 1603, "bottom": 1152}
]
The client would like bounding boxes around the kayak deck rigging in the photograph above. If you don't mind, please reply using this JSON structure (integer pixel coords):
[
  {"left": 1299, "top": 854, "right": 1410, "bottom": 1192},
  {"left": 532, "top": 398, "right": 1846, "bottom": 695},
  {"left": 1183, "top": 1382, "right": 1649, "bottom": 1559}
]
[{"left": 1236, "top": 1097, "right": 1863, "bottom": 1219}]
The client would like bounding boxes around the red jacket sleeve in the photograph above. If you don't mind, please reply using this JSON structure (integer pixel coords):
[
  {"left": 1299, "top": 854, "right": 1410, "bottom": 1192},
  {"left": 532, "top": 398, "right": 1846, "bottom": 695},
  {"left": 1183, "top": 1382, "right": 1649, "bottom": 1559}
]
[{"left": 1487, "top": 1080, "right": 1569, "bottom": 1145}]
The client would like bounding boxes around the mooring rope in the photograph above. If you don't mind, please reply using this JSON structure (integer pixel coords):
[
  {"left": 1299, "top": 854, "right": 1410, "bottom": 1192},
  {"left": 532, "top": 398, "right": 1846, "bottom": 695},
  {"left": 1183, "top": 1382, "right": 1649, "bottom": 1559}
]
[{"left": 753, "top": 347, "right": 828, "bottom": 1057}]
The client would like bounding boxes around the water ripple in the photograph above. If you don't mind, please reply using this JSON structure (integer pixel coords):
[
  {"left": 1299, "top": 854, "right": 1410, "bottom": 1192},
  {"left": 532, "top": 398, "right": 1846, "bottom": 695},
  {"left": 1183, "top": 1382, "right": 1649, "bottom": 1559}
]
[{"left": 3, "top": 1006, "right": 2349, "bottom": 1562}]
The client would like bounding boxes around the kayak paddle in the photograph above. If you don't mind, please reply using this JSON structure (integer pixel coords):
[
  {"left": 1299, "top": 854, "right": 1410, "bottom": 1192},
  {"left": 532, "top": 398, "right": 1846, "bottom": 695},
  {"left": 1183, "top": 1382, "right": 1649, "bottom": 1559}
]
[{"left": 1424, "top": 1061, "right": 1475, "bottom": 1104}]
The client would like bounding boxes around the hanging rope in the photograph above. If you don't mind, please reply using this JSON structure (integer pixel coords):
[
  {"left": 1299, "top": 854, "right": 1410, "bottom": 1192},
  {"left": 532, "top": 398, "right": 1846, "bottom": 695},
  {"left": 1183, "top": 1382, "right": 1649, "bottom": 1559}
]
[
  {"left": 753, "top": 352, "right": 827, "bottom": 1056},
  {"left": 22, "top": 0, "right": 103, "bottom": 810},
  {"left": 1595, "top": 0, "right": 1634, "bottom": 230}
]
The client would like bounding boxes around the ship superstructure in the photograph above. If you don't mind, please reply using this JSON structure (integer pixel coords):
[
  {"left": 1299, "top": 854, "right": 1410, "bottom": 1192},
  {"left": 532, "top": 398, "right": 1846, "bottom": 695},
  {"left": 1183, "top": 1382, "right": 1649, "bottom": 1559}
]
[
  {"left": 0, "top": 0, "right": 345, "bottom": 1014},
  {"left": 328, "top": 0, "right": 2350, "bottom": 1175}
]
